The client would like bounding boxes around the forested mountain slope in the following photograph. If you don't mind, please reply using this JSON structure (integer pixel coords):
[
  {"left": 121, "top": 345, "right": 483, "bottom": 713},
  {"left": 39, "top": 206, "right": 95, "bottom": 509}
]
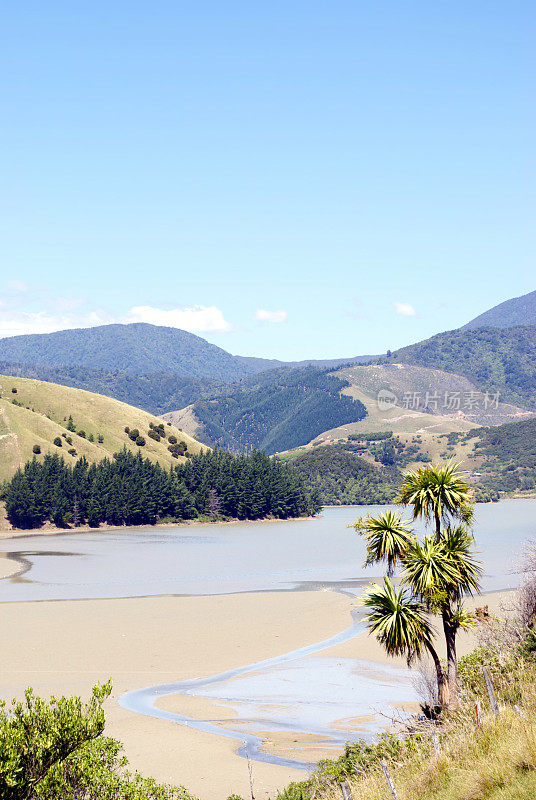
[
  {"left": 0, "top": 323, "right": 280, "bottom": 381},
  {"left": 462, "top": 288, "right": 536, "bottom": 330},
  {"left": 164, "top": 367, "right": 367, "bottom": 455},
  {"left": 289, "top": 446, "right": 399, "bottom": 505},
  {"left": 385, "top": 325, "right": 536, "bottom": 408},
  {"left": 452, "top": 416, "right": 536, "bottom": 495}
]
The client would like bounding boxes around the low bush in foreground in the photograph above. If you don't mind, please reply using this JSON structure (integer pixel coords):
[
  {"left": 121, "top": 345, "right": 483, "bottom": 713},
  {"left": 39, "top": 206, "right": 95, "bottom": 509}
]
[{"left": 0, "top": 681, "right": 196, "bottom": 800}]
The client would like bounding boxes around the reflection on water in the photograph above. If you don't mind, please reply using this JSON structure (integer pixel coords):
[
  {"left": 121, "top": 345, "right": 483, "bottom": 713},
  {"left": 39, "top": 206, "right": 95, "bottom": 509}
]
[
  {"left": 184, "top": 655, "right": 418, "bottom": 743},
  {"left": 0, "top": 501, "right": 534, "bottom": 602}
]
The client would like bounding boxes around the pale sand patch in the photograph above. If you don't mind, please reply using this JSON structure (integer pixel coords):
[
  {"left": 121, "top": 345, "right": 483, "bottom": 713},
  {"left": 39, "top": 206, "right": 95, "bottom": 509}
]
[{"left": 0, "top": 590, "right": 352, "bottom": 800}]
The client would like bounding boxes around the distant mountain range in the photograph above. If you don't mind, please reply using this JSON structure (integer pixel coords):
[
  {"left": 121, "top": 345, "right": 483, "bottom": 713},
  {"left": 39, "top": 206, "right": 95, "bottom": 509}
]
[
  {"left": 0, "top": 289, "right": 534, "bottom": 455},
  {"left": 462, "top": 289, "right": 536, "bottom": 330},
  {"left": 0, "top": 323, "right": 277, "bottom": 382},
  {"left": 0, "top": 322, "right": 373, "bottom": 386}
]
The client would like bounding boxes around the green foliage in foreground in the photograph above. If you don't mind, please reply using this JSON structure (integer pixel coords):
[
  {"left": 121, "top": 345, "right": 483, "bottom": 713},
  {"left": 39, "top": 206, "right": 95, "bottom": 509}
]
[
  {"left": 274, "top": 629, "right": 536, "bottom": 800},
  {"left": 0, "top": 682, "right": 196, "bottom": 800}
]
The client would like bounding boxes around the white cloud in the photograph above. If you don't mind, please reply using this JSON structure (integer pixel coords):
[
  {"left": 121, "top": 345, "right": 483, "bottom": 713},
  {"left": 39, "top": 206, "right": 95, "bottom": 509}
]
[
  {"left": 254, "top": 309, "right": 288, "bottom": 323},
  {"left": 0, "top": 310, "right": 112, "bottom": 339},
  {"left": 393, "top": 301, "right": 417, "bottom": 317},
  {"left": 126, "top": 305, "right": 233, "bottom": 333},
  {"left": 0, "top": 297, "right": 233, "bottom": 339}
]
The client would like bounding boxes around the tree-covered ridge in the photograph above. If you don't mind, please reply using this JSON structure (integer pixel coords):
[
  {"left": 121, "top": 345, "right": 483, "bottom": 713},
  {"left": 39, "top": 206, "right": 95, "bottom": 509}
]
[
  {"left": 462, "top": 289, "right": 536, "bottom": 330},
  {"left": 386, "top": 325, "right": 536, "bottom": 408},
  {"left": 189, "top": 366, "right": 367, "bottom": 454},
  {"left": 289, "top": 446, "right": 399, "bottom": 505},
  {"left": 2, "top": 448, "right": 320, "bottom": 530},
  {"left": 0, "top": 323, "right": 281, "bottom": 381}
]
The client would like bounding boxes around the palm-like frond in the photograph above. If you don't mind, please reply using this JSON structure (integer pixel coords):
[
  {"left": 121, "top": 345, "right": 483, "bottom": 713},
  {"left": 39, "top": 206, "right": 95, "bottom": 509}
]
[
  {"left": 353, "top": 511, "right": 415, "bottom": 573},
  {"left": 402, "top": 527, "right": 482, "bottom": 604},
  {"left": 450, "top": 603, "right": 478, "bottom": 632},
  {"left": 362, "top": 578, "right": 434, "bottom": 661},
  {"left": 402, "top": 536, "right": 461, "bottom": 605},
  {"left": 440, "top": 526, "right": 482, "bottom": 599},
  {"left": 396, "top": 461, "right": 474, "bottom": 528}
]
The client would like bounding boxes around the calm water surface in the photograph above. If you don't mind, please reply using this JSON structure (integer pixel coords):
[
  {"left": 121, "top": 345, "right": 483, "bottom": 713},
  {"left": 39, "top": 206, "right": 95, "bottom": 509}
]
[{"left": 0, "top": 501, "right": 534, "bottom": 602}]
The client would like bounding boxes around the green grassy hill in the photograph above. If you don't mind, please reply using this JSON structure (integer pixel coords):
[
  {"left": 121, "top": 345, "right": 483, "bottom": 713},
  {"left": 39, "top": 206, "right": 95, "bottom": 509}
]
[{"left": 0, "top": 375, "right": 205, "bottom": 483}]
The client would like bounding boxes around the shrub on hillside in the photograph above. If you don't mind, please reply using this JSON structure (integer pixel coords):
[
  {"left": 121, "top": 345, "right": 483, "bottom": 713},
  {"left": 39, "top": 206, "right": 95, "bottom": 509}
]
[
  {"left": 148, "top": 429, "right": 161, "bottom": 442},
  {"left": 77, "top": 430, "right": 86, "bottom": 438},
  {"left": 168, "top": 441, "right": 188, "bottom": 457},
  {"left": 32, "top": 444, "right": 41, "bottom": 454},
  {"left": 53, "top": 437, "right": 62, "bottom": 447},
  {"left": 135, "top": 436, "right": 145, "bottom": 446}
]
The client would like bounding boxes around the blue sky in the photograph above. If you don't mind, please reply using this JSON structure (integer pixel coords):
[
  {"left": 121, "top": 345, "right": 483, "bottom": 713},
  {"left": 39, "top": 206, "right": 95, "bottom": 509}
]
[{"left": 1, "top": 2, "right": 534, "bottom": 360}]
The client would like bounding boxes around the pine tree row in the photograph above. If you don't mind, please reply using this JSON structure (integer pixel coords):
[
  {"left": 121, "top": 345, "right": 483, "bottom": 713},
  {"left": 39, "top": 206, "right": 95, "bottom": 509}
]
[{"left": 2, "top": 448, "right": 322, "bottom": 529}]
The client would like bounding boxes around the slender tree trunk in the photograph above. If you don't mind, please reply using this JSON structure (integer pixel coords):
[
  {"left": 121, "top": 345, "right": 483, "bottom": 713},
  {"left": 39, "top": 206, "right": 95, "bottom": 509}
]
[
  {"left": 442, "top": 604, "right": 458, "bottom": 708},
  {"left": 425, "top": 640, "right": 449, "bottom": 708},
  {"left": 434, "top": 510, "right": 441, "bottom": 541}
]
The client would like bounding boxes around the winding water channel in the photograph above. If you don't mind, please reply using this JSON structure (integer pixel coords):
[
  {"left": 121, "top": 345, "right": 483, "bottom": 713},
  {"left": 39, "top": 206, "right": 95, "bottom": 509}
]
[{"left": 1, "top": 501, "right": 535, "bottom": 768}]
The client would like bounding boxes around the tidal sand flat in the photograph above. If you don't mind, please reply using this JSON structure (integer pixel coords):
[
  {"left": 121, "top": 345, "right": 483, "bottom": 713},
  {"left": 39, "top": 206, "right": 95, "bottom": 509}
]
[
  {"left": 0, "top": 503, "right": 531, "bottom": 798},
  {"left": 0, "top": 590, "right": 353, "bottom": 800}
]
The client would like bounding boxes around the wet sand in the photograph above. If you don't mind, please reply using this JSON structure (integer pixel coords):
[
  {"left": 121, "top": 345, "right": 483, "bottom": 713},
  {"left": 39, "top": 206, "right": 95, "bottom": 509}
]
[
  {"left": 0, "top": 560, "right": 515, "bottom": 800},
  {"left": 0, "top": 590, "right": 352, "bottom": 800},
  {"left": 0, "top": 554, "right": 20, "bottom": 579}
]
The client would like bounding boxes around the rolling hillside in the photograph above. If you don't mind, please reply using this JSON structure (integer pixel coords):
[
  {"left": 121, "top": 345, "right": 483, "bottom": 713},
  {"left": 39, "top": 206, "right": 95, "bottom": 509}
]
[
  {"left": 0, "top": 375, "right": 205, "bottom": 482},
  {"left": 274, "top": 363, "right": 533, "bottom": 500},
  {"left": 462, "top": 288, "right": 536, "bottom": 329}
]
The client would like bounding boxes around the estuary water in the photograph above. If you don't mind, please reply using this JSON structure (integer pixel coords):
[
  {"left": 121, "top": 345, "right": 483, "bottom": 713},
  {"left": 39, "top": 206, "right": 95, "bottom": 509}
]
[
  {"left": 0, "top": 500, "right": 534, "bottom": 602},
  {"left": 1, "top": 501, "right": 535, "bottom": 768}
]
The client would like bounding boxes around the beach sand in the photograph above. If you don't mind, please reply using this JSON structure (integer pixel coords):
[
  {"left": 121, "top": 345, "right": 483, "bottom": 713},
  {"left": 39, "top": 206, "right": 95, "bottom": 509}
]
[{"left": 0, "top": 585, "right": 514, "bottom": 799}]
